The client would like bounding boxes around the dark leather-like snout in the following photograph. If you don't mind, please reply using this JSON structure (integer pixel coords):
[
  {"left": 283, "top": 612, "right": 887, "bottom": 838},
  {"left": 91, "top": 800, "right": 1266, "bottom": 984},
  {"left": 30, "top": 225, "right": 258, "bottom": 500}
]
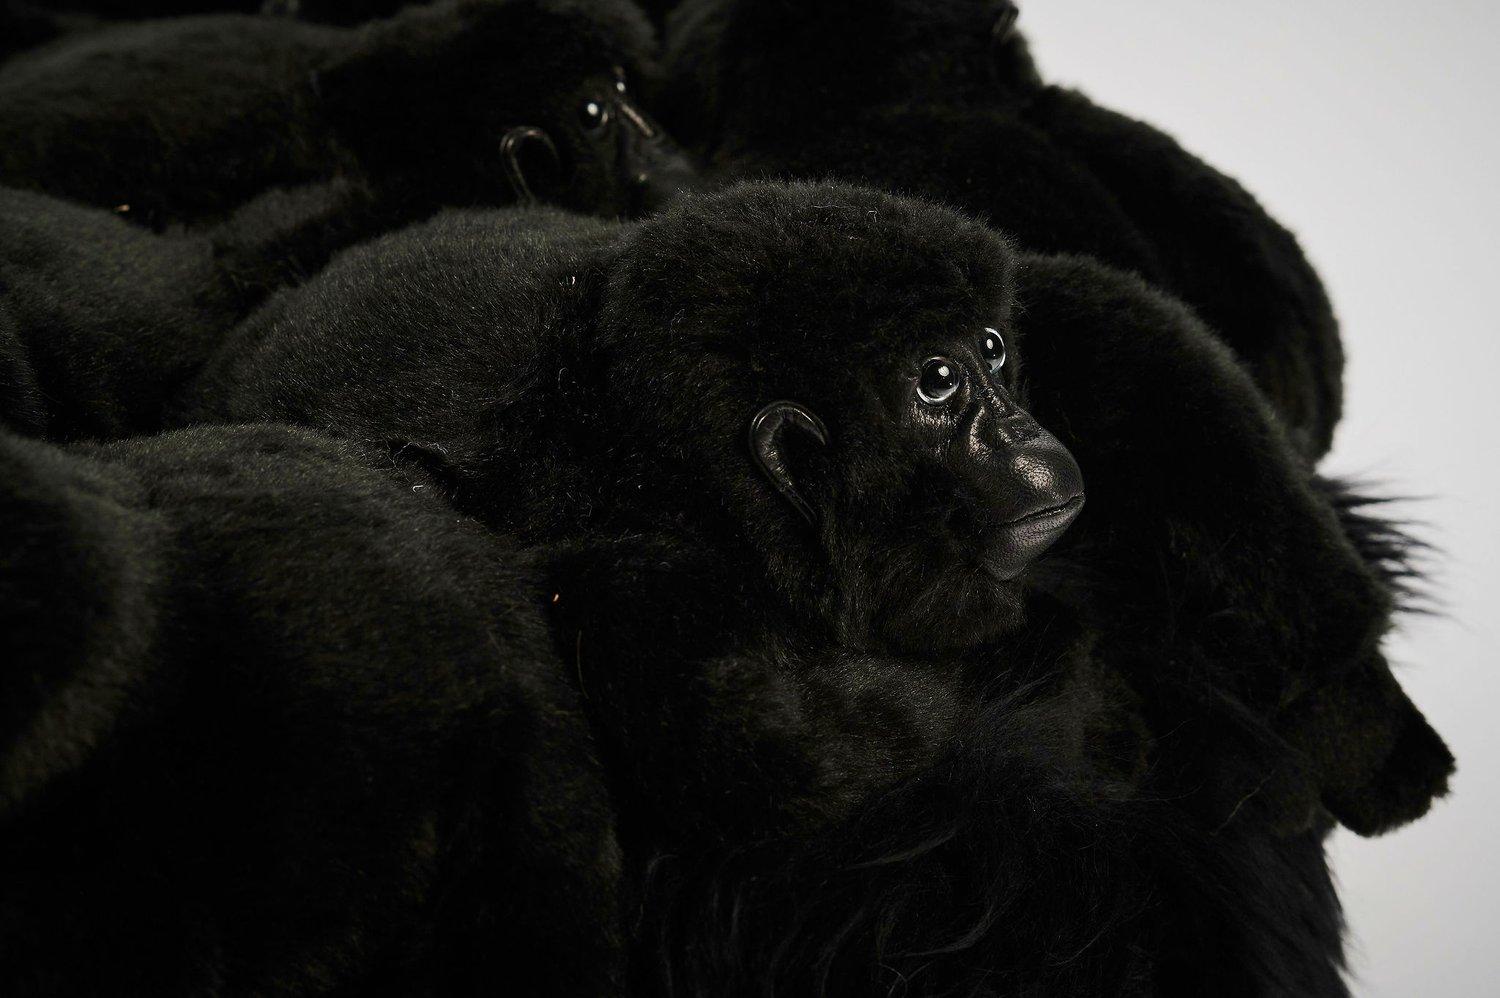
[
  {"left": 971, "top": 411, "right": 1085, "bottom": 580},
  {"left": 617, "top": 97, "right": 699, "bottom": 215}
]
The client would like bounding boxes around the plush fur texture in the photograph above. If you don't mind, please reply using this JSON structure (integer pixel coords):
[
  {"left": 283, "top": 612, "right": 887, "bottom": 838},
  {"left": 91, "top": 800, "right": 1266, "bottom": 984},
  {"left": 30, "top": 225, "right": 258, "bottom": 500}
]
[
  {"left": 266, "top": 0, "right": 418, "bottom": 23},
  {"left": 0, "top": 419, "right": 1344, "bottom": 995},
  {"left": 0, "top": 3, "right": 89, "bottom": 62},
  {"left": 7, "top": 0, "right": 259, "bottom": 24},
  {"left": 0, "top": 182, "right": 380, "bottom": 441},
  {"left": 0, "top": 0, "right": 1448, "bottom": 987},
  {"left": 656, "top": 0, "right": 1344, "bottom": 457},
  {"left": 1013, "top": 255, "right": 1451, "bottom": 838},
  {"left": 0, "top": 423, "right": 630, "bottom": 994},
  {"left": 166, "top": 180, "right": 1450, "bottom": 991},
  {"left": 0, "top": 0, "right": 687, "bottom": 229}
]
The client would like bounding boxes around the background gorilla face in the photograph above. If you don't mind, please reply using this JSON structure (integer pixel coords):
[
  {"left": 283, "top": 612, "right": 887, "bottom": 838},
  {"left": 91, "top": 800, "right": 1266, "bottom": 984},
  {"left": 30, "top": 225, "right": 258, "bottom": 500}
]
[
  {"left": 599, "top": 182, "right": 1082, "bottom": 652},
  {"left": 469, "top": 0, "right": 696, "bottom": 216},
  {"left": 331, "top": 0, "right": 694, "bottom": 216},
  {"left": 537, "top": 64, "right": 698, "bottom": 216}
]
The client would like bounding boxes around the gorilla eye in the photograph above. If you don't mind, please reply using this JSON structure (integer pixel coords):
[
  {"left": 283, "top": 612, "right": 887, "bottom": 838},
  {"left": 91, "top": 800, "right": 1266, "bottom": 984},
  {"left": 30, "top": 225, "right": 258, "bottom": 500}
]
[
  {"left": 980, "top": 327, "right": 1007, "bottom": 374},
  {"left": 613, "top": 66, "right": 628, "bottom": 95},
  {"left": 579, "top": 98, "right": 611, "bottom": 132},
  {"left": 918, "top": 357, "right": 962, "bottom": 405}
]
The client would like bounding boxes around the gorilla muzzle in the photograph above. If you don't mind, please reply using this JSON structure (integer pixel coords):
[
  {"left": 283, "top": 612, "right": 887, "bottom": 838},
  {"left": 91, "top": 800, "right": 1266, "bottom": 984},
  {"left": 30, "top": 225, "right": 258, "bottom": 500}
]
[{"left": 976, "top": 422, "right": 1084, "bottom": 580}]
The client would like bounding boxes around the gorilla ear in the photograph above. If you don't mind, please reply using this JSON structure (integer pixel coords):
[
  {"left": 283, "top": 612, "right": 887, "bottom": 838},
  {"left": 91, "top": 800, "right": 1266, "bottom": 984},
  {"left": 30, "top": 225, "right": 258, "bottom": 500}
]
[
  {"left": 500, "top": 126, "right": 562, "bottom": 204},
  {"left": 748, "top": 401, "right": 829, "bottom": 526}
]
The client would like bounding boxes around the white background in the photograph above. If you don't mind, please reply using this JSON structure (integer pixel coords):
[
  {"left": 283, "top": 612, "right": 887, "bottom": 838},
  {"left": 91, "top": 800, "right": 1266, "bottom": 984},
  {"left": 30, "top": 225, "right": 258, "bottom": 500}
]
[{"left": 1019, "top": 1, "right": 1499, "bottom": 993}]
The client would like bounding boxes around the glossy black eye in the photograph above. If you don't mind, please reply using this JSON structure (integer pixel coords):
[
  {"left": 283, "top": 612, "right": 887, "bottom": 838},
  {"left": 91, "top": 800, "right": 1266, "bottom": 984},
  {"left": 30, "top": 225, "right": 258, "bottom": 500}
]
[
  {"left": 918, "top": 357, "right": 962, "bottom": 405},
  {"left": 578, "top": 98, "right": 610, "bottom": 132},
  {"left": 612, "top": 65, "right": 628, "bottom": 95},
  {"left": 980, "top": 327, "right": 1007, "bottom": 374}
]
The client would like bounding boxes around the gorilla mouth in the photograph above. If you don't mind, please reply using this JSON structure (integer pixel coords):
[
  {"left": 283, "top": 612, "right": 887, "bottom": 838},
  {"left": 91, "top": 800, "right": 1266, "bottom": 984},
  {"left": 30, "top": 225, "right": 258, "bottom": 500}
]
[
  {"left": 983, "top": 493, "right": 1085, "bottom": 581},
  {"left": 1004, "top": 493, "right": 1085, "bottom": 528}
]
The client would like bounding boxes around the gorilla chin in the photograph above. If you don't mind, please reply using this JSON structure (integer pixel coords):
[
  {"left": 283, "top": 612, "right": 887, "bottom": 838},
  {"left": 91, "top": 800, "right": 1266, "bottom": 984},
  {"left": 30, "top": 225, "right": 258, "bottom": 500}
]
[{"left": 878, "top": 561, "right": 1032, "bottom": 654}]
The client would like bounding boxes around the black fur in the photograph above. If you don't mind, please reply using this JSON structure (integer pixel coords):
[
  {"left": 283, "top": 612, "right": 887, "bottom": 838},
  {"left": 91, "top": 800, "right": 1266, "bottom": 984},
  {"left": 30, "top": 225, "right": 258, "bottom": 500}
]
[
  {"left": 0, "top": 0, "right": 686, "bottom": 229},
  {"left": 0, "top": 0, "right": 1448, "bottom": 985},
  {"left": 267, "top": 0, "right": 423, "bottom": 24},
  {"left": 0, "top": 182, "right": 378, "bottom": 440},
  {"left": 656, "top": 0, "right": 1344, "bottom": 457},
  {"left": 0, "top": 3, "right": 91, "bottom": 62},
  {"left": 164, "top": 181, "right": 1449, "bottom": 990},
  {"left": 9, "top": 0, "right": 259, "bottom": 23},
  {"left": 0, "top": 423, "right": 631, "bottom": 994},
  {"left": 0, "top": 416, "right": 1349, "bottom": 994}
]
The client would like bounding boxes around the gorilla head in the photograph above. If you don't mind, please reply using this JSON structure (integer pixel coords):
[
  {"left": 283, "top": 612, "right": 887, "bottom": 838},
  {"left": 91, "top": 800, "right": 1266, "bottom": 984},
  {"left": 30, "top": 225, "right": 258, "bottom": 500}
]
[
  {"left": 596, "top": 183, "right": 1082, "bottom": 651},
  {"left": 323, "top": 0, "right": 695, "bottom": 216},
  {"left": 662, "top": 0, "right": 1040, "bottom": 149}
]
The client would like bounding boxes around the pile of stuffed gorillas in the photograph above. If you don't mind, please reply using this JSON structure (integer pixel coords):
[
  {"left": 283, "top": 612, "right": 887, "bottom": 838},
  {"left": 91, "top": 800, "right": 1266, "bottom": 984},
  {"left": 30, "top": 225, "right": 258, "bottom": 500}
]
[{"left": 0, "top": 0, "right": 1453, "bottom": 994}]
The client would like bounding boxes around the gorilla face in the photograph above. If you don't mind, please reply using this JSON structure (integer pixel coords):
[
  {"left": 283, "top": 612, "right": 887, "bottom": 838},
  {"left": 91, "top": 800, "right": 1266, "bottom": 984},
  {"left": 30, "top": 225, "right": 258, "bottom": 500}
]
[
  {"left": 887, "top": 326, "right": 1084, "bottom": 584},
  {"left": 328, "top": 0, "right": 696, "bottom": 217},
  {"left": 505, "top": 64, "right": 698, "bottom": 217},
  {"left": 601, "top": 182, "right": 1082, "bottom": 652},
  {"left": 749, "top": 325, "right": 1084, "bottom": 653}
]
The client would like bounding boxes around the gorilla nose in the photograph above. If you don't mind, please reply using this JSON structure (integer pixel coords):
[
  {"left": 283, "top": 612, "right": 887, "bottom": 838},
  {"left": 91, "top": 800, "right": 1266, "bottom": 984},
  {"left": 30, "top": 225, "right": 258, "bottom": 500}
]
[
  {"left": 980, "top": 427, "right": 1085, "bottom": 581},
  {"left": 629, "top": 146, "right": 701, "bottom": 216}
]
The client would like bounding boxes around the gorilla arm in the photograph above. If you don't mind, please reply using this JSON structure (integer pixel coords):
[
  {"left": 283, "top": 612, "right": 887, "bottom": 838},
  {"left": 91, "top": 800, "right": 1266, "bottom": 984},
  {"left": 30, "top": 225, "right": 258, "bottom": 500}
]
[{"left": 1015, "top": 253, "right": 1451, "bottom": 835}]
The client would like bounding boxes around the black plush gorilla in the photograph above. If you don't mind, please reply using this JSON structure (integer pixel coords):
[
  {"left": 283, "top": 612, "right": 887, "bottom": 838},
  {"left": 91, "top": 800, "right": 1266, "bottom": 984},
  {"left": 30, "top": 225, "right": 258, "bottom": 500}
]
[
  {"left": 656, "top": 0, "right": 1344, "bottom": 458},
  {"left": 0, "top": 423, "right": 629, "bottom": 995},
  {"left": 0, "top": 180, "right": 1370, "bottom": 993},
  {"left": 163, "top": 180, "right": 1448, "bottom": 989},
  {"left": 0, "top": 182, "right": 377, "bottom": 440},
  {"left": 0, "top": 0, "right": 693, "bottom": 229},
  {"left": 0, "top": 418, "right": 1347, "bottom": 995}
]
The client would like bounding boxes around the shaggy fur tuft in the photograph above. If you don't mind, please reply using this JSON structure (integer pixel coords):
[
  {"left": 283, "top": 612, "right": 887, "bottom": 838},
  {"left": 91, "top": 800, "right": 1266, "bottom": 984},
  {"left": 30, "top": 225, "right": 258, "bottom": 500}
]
[{"left": 1316, "top": 475, "right": 1435, "bottom": 614}]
